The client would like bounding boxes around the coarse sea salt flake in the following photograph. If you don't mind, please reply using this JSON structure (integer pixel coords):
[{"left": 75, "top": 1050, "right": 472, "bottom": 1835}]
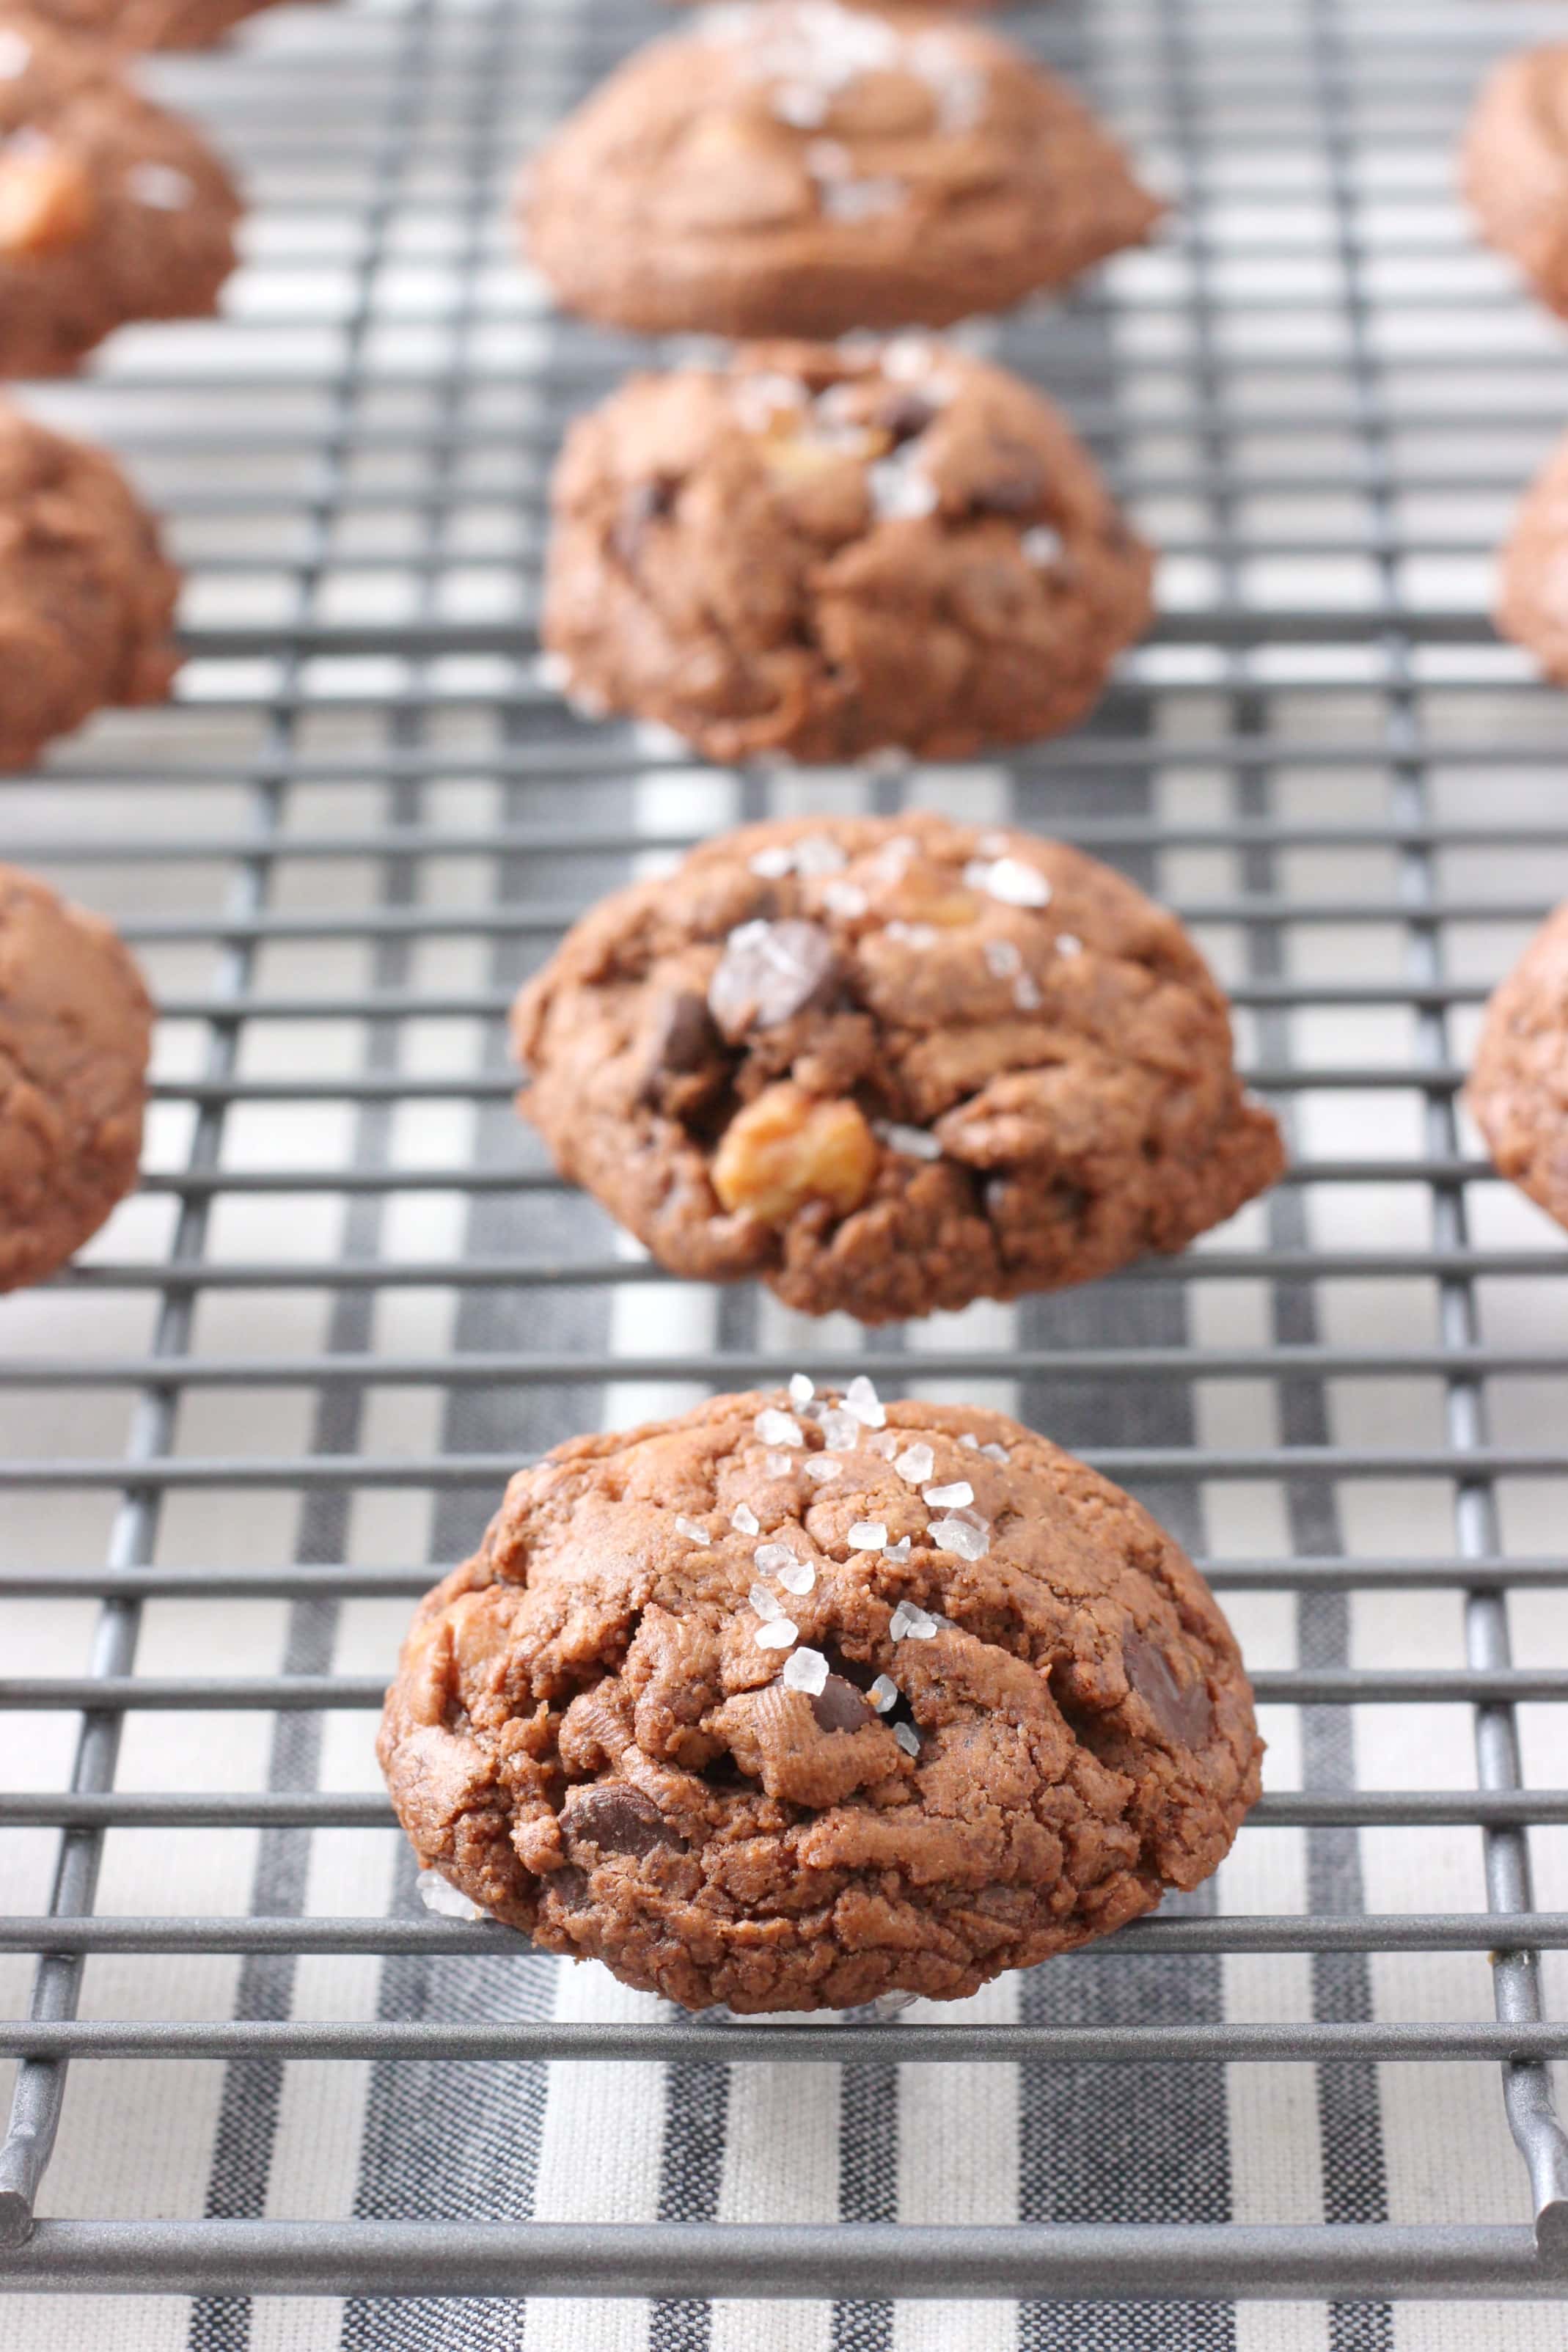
[
  {"left": 755, "top": 1618, "right": 799, "bottom": 1650},
  {"left": 1022, "top": 524, "right": 1065, "bottom": 568},
  {"left": 884, "top": 918, "right": 937, "bottom": 949},
  {"left": 985, "top": 937, "right": 1022, "bottom": 978},
  {"left": 1015, "top": 972, "right": 1043, "bottom": 1012},
  {"left": 783, "top": 1646, "right": 830, "bottom": 1696},
  {"left": 778, "top": 1558, "right": 816, "bottom": 1596},
  {"left": 846, "top": 1374, "right": 886, "bottom": 1428},
  {"left": 772, "top": 78, "right": 829, "bottom": 127},
  {"left": 868, "top": 1674, "right": 899, "bottom": 1713},
  {"left": 890, "top": 1598, "right": 939, "bottom": 1641},
  {"left": 820, "top": 1407, "right": 860, "bottom": 1452},
  {"left": 793, "top": 832, "right": 847, "bottom": 876},
  {"left": 981, "top": 1442, "right": 1010, "bottom": 1463},
  {"left": 931, "top": 1516, "right": 990, "bottom": 1561},
  {"left": 749, "top": 846, "right": 796, "bottom": 880},
  {"left": 866, "top": 1429, "right": 900, "bottom": 1460},
  {"left": 732, "top": 1503, "right": 761, "bottom": 1536},
  {"left": 923, "top": 1481, "right": 974, "bottom": 1510},
  {"left": 755, "top": 1407, "right": 804, "bottom": 1448},
  {"left": 869, "top": 455, "right": 938, "bottom": 521},
  {"left": 789, "top": 1372, "right": 816, "bottom": 1409},
  {"left": 986, "top": 856, "right": 1052, "bottom": 908},
  {"left": 675, "top": 1514, "right": 709, "bottom": 1543},
  {"left": 879, "top": 1121, "right": 942, "bottom": 1162},
  {"left": 129, "top": 162, "right": 195, "bottom": 210},
  {"left": 849, "top": 1520, "right": 887, "bottom": 1551},
  {"left": 418, "top": 1869, "right": 487, "bottom": 1921},
  {"left": 0, "top": 29, "right": 31, "bottom": 73},
  {"left": 893, "top": 1722, "right": 921, "bottom": 1756},
  {"left": 804, "top": 1454, "right": 840, "bottom": 1483},
  {"left": 1057, "top": 933, "right": 1083, "bottom": 958},
  {"left": 824, "top": 878, "right": 869, "bottom": 919},
  {"left": 755, "top": 1543, "right": 798, "bottom": 1576},
  {"left": 895, "top": 1443, "right": 935, "bottom": 1486},
  {"left": 882, "top": 1536, "right": 912, "bottom": 1565},
  {"left": 750, "top": 1581, "right": 785, "bottom": 1622},
  {"left": 764, "top": 1451, "right": 792, "bottom": 1477},
  {"left": 959, "top": 1432, "right": 980, "bottom": 1450}
]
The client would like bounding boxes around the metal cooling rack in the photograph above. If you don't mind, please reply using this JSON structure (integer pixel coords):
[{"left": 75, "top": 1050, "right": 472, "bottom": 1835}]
[{"left": 2, "top": 0, "right": 1568, "bottom": 2310}]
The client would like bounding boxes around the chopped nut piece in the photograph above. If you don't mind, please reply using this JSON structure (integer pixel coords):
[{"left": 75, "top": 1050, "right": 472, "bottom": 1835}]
[
  {"left": 712, "top": 1083, "right": 879, "bottom": 1224},
  {"left": 0, "top": 142, "right": 95, "bottom": 257}
]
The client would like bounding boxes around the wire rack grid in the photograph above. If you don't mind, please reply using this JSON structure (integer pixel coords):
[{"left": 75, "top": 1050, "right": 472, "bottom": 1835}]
[{"left": 1, "top": 0, "right": 1567, "bottom": 2318}]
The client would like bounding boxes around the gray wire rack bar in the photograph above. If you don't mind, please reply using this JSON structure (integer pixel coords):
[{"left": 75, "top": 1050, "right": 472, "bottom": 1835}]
[{"left": 4, "top": 0, "right": 1568, "bottom": 2311}]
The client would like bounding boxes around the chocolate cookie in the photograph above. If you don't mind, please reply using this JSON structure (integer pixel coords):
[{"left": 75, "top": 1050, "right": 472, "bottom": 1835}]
[
  {"left": 380, "top": 1385, "right": 1263, "bottom": 2013},
  {"left": 23, "top": 0, "right": 309, "bottom": 48},
  {"left": 0, "top": 401, "right": 181, "bottom": 769},
  {"left": 519, "top": 0, "right": 1162, "bottom": 338},
  {"left": 0, "top": 862, "right": 152, "bottom": 1291},
  {"left": 542, "top": 339, "right": 1154, "bottom": 764},
  {"left": 0, "top": 6, "right": 241, "bottom": 375},
  {"left": 513, "top": 813, "right": 1284, "bottom": 1325},
  {"left": 1467, "top": 900, "right": 1568, "bottom": 1230},
  {"left": 1496, "top": 428, "right": 1568, "bottom": 683},
  {"left": 1462, "top": 45, "right": 1568, "bottom": 319}
]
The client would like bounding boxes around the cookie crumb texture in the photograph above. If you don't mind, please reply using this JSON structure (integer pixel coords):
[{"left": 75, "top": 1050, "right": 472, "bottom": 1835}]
[
  {"left": 0, "top": 5, "right": 241, "bottom": 375},
  {"left": 1467, "top": 898, "right": 1568, "bottom": 1231},
  {"left": 0, "top": 862, "right": 152, "bottom": 1292},
  {"left": 1496, "top": 430, "right": 1568, "bottom": 684},
  {"left": 543, "top": 340, "right": 1154, "bottom": 764},
  {"left": 513, "top": 814, "right": 1283, "bottom": 1324},
  {"left": 0, "top": 403, "right": 182, "bottom": 768},
  {"left": 23, "top": 0, "right": 311, "bottom": 48},
  {"left": 1462, "top": 45, "right": 1568, "bottom": 320},
  {"left": 520, "top": 0, "right": 1162, "bottom": 338},
  {"left": 380, "top": 1391, "right": 1263, "bottom": 2012}
]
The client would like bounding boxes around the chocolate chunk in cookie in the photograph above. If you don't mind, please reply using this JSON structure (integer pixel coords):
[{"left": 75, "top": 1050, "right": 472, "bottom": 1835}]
[
  {"left": 1462, "top": 45, "right": 1568, "bottom": 320},
  {"left": 1468, "top": 898, "right": 1568, "bottom": 1231},
  {"left": 541, "top": 339, "right": 1154, "bottom": 765},
  {"left": 518, "top": 0, "right": 1162, "bottom": 339},
  {"left": 0, "top": 6, "right": 241, "bottom": 375},
  {"left": 23, "top": 0, "right": 317, "bottom": 48},
  {"left": 512, "top": 813, "right": 1285, "bottom": 1325},
  {"left": 0, "top": 862, "right": 152, "bottom": 1291},
  {"left": 0, "top": 402, "right": 181, "bottom": 769},
  {"left": 1496, "top": 428, "right": 1568, "bottom": 684},
  {"left": 379, "top": 1386, "right": 1264, "bottom": 2013}
]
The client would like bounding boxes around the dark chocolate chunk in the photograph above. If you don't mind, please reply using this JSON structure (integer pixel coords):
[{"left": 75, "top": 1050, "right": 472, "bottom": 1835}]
[
  {"left": 565, "top": 1784, "right": 684, "bottom": 1858},
  {"left": 1124, "top": 1631, "right": 1213, "bottom": 1747},
  {"left": 810, "top": 1673, "right": 873, "bottom": 1735},
  {"left": 708, "top": 917, "right": 841, "bottom": 1040},
  {"left": 873, "top": 389, "right": 938, "bottom": 444},
  {"left": 613, "top": 475, "right": 677, "bottom": 564},
  {"left": 651, "top": 989, "right": 722, "bottom": 1077}
]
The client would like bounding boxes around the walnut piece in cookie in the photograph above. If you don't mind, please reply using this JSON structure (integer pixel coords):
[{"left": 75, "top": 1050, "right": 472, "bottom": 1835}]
[
  {"left": 1495, "top": 429, "right": 1568, "bottom": 684},
  {"left": 542, "top": 339, "right": 1154, "bottom": 765},
  {"left": 0, "top": 5, "right": 241, "bottom": 375},
  {"left": 0, "top": 401, "right": 181, "bottom": 768},
  {"left": 378, "top": 1387, "right": 1264, "bottom": 2013},
  {"left": 512, "top": 813, "right": 1285, "bottom": 1325},
  {"left": 0, "top": 862, "right": 152, "bottom": 1291},
  {"left": 1467, "top": 899, "right": 1568, "bottom": 1233},
  {"left": 1461, "top": 45, "right": 1568, "bottom": 320},
  {"left": 21, "top": 0, "right": 318, "bottom": 50},
  {"left": 518, "top": 0, "right": 1162, "bottom": 339}
]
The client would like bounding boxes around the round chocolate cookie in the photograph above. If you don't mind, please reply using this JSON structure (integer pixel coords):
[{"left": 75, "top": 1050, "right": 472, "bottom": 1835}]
[
  {"left": 1496, "top": 428, "right": 1568, "bottom": 684},
  {"left": 22, "top": 0, "right": 312, "bottom": 48},
  {"left": 0, "top": 6, "right": 241, "bottom": 376},
  {"left": 542, "top": 339, "right": 1154, "bottom": 764},
  {"left": 519, "top": 0, "right": 1163, "bottom": 338},
  {"left": 380, "top": 1385, "right": 1264, "bottom": 2013},
  {"left": 0, "top": 862, "right": 153, "bottom": 1291},
  {"left": 0, "top": 401, "right": 182, "bottom": 769},
  {"left": 513, "top": 814, "right": 1284, "bottom": 1325},
  {"left": 1467, "top": 899, "right": 1568, "bottom": 1231},
  {"left": 1462, "top": 45, "right": 1568, "bottom": 319}
]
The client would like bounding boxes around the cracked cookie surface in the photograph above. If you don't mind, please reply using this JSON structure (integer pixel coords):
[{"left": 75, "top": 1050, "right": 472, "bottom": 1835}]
[
  {"left": 0, "top": 862, "right": 152, "bottom": 1291},
  {"left": 519, "top": 0, "right": 1162, "bottom": 338},
  {"left": 0, "top": 5, "right": 241, "bottom": 375},
  {"left": 542, "top": 338, "right": 1154, "bottom": 764},
  {"left": 512, "top": 813, "right": 1284, "bottom": 1325},
  {"left": 380, "top": 1385, "right": 1263, "bottom": 2013},
  {"left": 0, "top": 402, "right": 182, "bottom": 767}
]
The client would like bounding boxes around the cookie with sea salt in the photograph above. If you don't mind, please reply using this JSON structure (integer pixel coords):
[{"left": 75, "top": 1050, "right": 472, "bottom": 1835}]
[
  {"left": 380, "top": 1384, "right": 1263, "bottom": 2013},
  {"left": 1495, "top": 427, "right": 1568, "bottom": 684},
  {"left": 0, "top": 5, "right": 241, "bottom": 375},
  {"left": 0, "top": 861, "right": 153, "bottom": 1290},
  {"left": 1468, "top": 898, "right": 1568, "bottom": 1232},
  {"left": 518, "top": 0, "right": 1163, "bottom": 338},
  {"left": 511, "top": 813, "right": 1284, "bottom": 1325},
  {"left": 24, "top": 0, "right": 315, "bottom": 48},
  {"left": 541, "top": 338, "right": 1154, "bottom": 763},
  {"left": 1462, "top": 45, "right": 1568, "bottom": 320}
]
